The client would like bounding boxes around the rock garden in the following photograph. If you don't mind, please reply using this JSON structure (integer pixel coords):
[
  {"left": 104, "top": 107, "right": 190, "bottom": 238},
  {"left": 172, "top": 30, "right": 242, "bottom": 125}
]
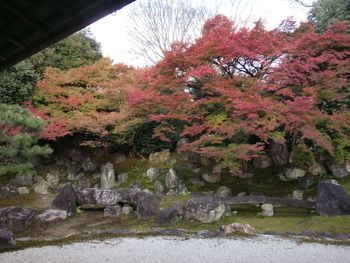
[{"left": 1, "top": 145, "right": 350, "bottom": 252}]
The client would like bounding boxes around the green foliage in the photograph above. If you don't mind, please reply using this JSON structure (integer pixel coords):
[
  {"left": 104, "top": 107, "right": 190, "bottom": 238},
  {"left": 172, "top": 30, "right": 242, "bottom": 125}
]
[
  {"left": 0, "top": 104, "right": 52, "bottom": 176},
  {"left": 308, "top": 0, "right": 350, "bottom": 33},
  {"left": 0, "top": 61, "right": 39, "bottom": 105},
  {"left": 290, "top": 144, "right": 315, "bottom": 168},
  {"left": 29, "top": 29, "right": 102, "bottom": 75},
  {"left": 333, "top": 137, "right": 350, "bottom": 163},
  {"left": 132, "top": 121, "right": 173, "bottom": 155}
]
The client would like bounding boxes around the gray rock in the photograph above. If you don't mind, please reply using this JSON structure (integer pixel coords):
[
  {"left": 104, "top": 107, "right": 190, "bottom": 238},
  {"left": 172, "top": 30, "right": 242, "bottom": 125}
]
[
  {"left": 100, "top": 162, "right": 115, "bottom": 189},
  {"left": 158, "top": 203, "right": 184, "bottom": 226},
  {"left": 189, "top": 178, "right": 205, "bottom": 187},
  {"left": 201, "top": 173, "right": 221, "bottom": 183},
  {"left": 67, "top": 162, "right": 83, "bottom": 181},
  {"left": 33, "top": 180, "right": 50, "bottom": 195},
  {"left": 316, "top": 180, "right": 350, "bottom": 215},
  {"left": 12, "top": 173, "right": 33, "bottom": 186},
  {"left": 17, "top": 187, "right": 29, "bottom": 195},
  {"left": 261, "top": 203, "right": 274, "bottom": 216},
  {"left": 269, "top": 141, "right": 289, "bottom": 166},
  {"left": 253, "top": 155, "right": 273, "bottom": 169},
  {"left": 129, "top": 181, "right": 141, "bottom": 189},
  {"left": 0, "top": 207, "right": 35, "bottom": 232},
  {"left": 236, "top": 172, "right": 254, "bottom": 179},
  {"left": 75, "top": 188, "right": 140, "bottom": 207},
  {"left": 329, "top": 164, "right": 348, "bottom": 178},
  {"left": 237, "top": 192, "right": 247, "bottom": 197},
  {"left": 122, "top": 205, "right": 133, "bottom": 215},
  {"left": 175, "top": 183, "right": 190, "bottom": 196},
  {"left": 0, "top": 185, "right": 18, "bottom": 200},
  {"left": 279, "top": 167, "right": 306, "bottom": 181},
  {"left": 146, "top": 167, "right": 160, "bottom": 181},
  {"left": 118, "top": 173, "right": 128, "bottom": 184},
  {"left": 68, "top": 149, "right": 84, "bottom": 162},
  {"left": 297, "top": 176, "right": 314, "bottom": 189},
  {"left": 309, "top": 162, "right": 326, "bottom": 176},
  {"left": 143, "top": 188, "right": 153, "bottom": 195},
  {"left": 46, "top": 173, "right": 60, "bottom": 192},
  {"left": 0, "top": 229, "right": 16, "bottom": 251},
  {"left": 165, "top": 168, "right": 181, "bottom": 189},
  {"left": 104, "top": 205, "right": 122, "bottom": 217},
  {"left": 184, "top": 197, "right": 226, "bottom": 223},
  {"left": 81, "top": 157, "right": 97, "bottom": 172},
  {"left": 201, "top": 165, "right": 222, "bottom": 183},
  {"left": 37, "top": 209, "right": 67, "bottom": 223},
  {"left": 135, "top": 192, "right": 162, "bottom": 220},
  {"left": 149, "top": 149, "right": 172, "bottom": 164},
  {"left": 220, "top": 223, "right": 256, "bottom": 235},
  {"left": 154, "top": 180, "right": 164, "bottom": 195},
  {"left": 113, "top": 152, "right": 127, "bottom": 164},
  {"left": 292, "top": 190, "right": 304, "bottom": 200},
  {"left": 215, "top": 186, "right": 232, "bottom": 198},
  {"left": 224, "top": 204, "right": 232, "bottom": 216},
  {"left": 346, "top": 161, "right": 350, "bottom": 173},
  {"left": 192, "top": 168, "right": 202, "bottom": 174},
  {"left": 75, "top": 177, "right": 92, "bottom": 189},
  {"left": 52, "top": 184, "right": 77, "bottom": 215}
]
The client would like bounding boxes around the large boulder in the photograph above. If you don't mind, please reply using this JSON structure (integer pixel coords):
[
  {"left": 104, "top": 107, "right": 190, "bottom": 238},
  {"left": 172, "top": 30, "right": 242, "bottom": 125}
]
[
  {"left": 75, "top": 188, "right": 140, "bottom": 207},
  {"left": 316, "top": 180, "right": 350, "bottom": 215},
  {"left": 52, "top": 184, "right": 77, "bottom": 215},
  {"left": 165, "top": 167, "right": 181, "bottom": 189},
  {"left": 269, "top": 141, "right": 289, "bottom": 166},
  {"left": 0, "top": 207, "right": 35, "bottom": 232},
  {"left": 158, "top": 203, "right": 184, "bottom": 226},
  {"left": 100, "top": 162, "right": 115, "bottom": 189},
  {"left": 135, "top": 192, "right": 162, "bottom": 220},
  {"left": 184, "top": 197, "right": 226, "bottom": 223},
  {"left": 0, "top": 229, "right": 16, "bottom": 251},
  {"left": 0, "top": 185, "right": 18, "bottom": 200}
]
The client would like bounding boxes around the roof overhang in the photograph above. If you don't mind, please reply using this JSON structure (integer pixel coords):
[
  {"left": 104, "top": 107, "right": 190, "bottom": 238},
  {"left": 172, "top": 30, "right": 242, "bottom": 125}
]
[{"left": 0, "top": 0, "right": 135, "bottom": 70}]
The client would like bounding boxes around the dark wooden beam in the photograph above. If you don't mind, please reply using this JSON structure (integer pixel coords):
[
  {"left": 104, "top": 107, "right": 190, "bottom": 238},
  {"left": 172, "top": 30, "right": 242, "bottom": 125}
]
[
  {"left": 0, "top": 1, "right": 49, "bottom": 37},
  {"left": 47, "top": 0, "right": 73, "bottom": 20},
  {"left": 0, "top": 31, "right": 26, "bottom": 50}
]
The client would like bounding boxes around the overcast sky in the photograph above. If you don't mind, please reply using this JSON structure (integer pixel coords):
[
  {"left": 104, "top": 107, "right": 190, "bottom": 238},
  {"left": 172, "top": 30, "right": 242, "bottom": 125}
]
[{"left": 89, "top": 0, "right": 310, "bottom": 67}]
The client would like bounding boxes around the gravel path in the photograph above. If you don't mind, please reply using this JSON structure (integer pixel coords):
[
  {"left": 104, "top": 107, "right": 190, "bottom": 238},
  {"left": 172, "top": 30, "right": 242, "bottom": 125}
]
[{"left": 1, "top": 235, "right": 349, "bottom": 263}]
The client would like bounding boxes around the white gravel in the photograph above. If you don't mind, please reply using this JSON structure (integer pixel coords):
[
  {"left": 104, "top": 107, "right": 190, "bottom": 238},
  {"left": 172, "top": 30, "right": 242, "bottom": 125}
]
[{"left": 1, "top": 235, "right": 349, "bottom": 263}]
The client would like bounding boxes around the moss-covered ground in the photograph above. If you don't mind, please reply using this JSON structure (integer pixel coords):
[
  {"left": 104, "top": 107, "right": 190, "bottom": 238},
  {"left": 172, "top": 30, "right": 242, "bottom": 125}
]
[{"left": 1, "top": 155, "right": 350, "bottom": 250}]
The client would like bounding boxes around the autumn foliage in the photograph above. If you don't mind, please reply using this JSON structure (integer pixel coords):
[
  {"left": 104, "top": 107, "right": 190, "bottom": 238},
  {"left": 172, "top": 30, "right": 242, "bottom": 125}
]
[
  {"left": 32, "top": 16, "right": 350, "bottom": 173},
  {"left": 33, "top": 59, "right": 143, "bottom": 146},
  {"left": 129, "top": 16, "right": 350, "bottom": 173}
]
